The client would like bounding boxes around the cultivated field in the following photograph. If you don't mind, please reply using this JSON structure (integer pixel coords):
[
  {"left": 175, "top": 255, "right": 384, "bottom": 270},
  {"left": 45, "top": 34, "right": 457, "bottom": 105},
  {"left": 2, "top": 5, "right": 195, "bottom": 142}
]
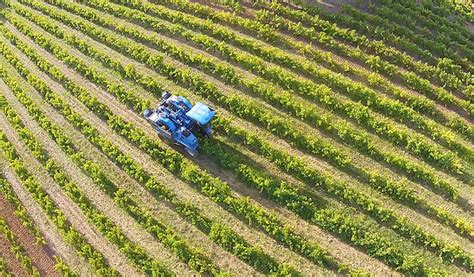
[{"left": 0, "top": 0, "right": 472, "bottom": 275}]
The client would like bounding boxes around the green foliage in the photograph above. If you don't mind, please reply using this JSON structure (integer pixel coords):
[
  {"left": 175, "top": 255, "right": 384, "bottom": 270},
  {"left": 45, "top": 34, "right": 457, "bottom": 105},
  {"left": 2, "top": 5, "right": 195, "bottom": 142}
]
[
  {"left": 315, "top": 3, "right": 473, "bottom": 83},
  {"left": 0, "top": 257, "right": 12, "bottom": 277},
  {"left": 26, "top": 0, "right": 474, "bottom": 237},
  {"left": 52, "top": 257, "right": 79, "bottom": 277},
  {"left": 254, "top": 1, "right": 474, "bottom": 118},
  {"left": 374, "top": 1, "right": 473, "bottom": 54},
  {"left": 267, "top": 0, "right": 470, "bottom": 90},
  {"left": 148, "top": 0, "right": 474, "bottom": 142},
  {"left": 0, "top": 4, "right": 345, "bottom": 274},
  {"left": 89, "top": 0, "right": 472, "bottom": 184},
  {"left": 0, "top": 130, "right": 116, "bottom": 276},
  {"left": 213, "top": 0, "right": 242, "bottom": 13},
  {"left": 210, "top": 117, "right": 474, "bottom": 271},
  {"left": 0, "top": 217, "right": 40, "bottom": 276},
  {"left": 0, "top": 50, "right": 170, "bottom": 277},
  {"left": 0, "top": 11, "right": 304, "bottom": 276},
  {"left": 1, "top": 0, "right": 473, "bottom": 275},
  {"left": 0, "top": 176, "right": 44, "bottom": 244},
  {"left": 0, "top": 9, "right": 440, "bottom": 277},
  {"left": 25, "top": 0, "right": 470, "bottom": 202}
]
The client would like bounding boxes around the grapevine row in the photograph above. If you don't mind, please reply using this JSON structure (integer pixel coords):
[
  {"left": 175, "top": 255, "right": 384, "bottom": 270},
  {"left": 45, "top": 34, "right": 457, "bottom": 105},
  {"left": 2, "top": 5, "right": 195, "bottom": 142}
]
[
  {"left": 284, "top": 0, "right": 471, "bottom": 83},
  {"left": 5, "top": 5, "right": 472, "bottom": 272},
  {"left": 51, "top": 258, "right": 78, "bottom": 277},
  {"left": 10, "top": 0, "right": 474, "bottom": 242},
  {"left": 0, "top": 5, "right": 448, "bottom": 272},
  {"left": 395, "top": 0, "right": 474, "bottom": 49},
  {"left": 83, "top": 0, "right": 472, "bottom": 172},
  {"left": 0, "top": 34, "right": 303, "bottom": 276},
  {"left": 332, "top": 4, "right": 472, "bottom": 75},
  {"left": 132, "top": 0, "right": 474, "bottom": 141},
  {"left": 0, "top": 176, "right": 79, "bottom": 277},
  {"left": 0, "top": 62, "right": 174, "bottom": 276},
  {"left": 0, "top": 220, "right": 79, "bottom": 277},
  {"left": 254, "top": 8, "right": 474, "bottom": 160},
  {"left": 208, "top": 118, "right": 474, "bottom": 271},
  {"left": 123, "top": 0, "right": 474, "bottom": 170},
  {"left": 8, "top": 0, "right": 474, "bottom": 268},
  {"left": 364, "top": 4, "right": 474, "bottom": 104},
  {"left": 0, "top": 21, "right": 347, "bottom": 274},
  {"left": 14, "top": 0, "right": 465, "bottom": 199},
  {"left": 79, "top": 0, "right": 467, "bottom": 201},
  {"left": 0, "top": 30, "right": 433, "bottom": 275},
  {"left": 13, "top": 0, "right": 474, "bottom": 236},
  {"left": 107, "top": 0, "right": 474, "bottom": 155},
  {"left": 0, "top": 173, "right": 44, "bottom": 244},
  {"left": 0, "top": 66, "right": 228, "bottom": 276},
  {"left": 364, "top": 4, "right": 474, "bottom": 66},
  {"left": 249, "top": 2, "right": 474, "bottom": 118},
  {"left": 0, "top": 257, "right": 11, "bottom": 276},
  {"left": 0, "top": 122, "right": 118, "bottom": 276},
  {"left": 257, "top": 0, "right": 470, "bottom": 91},
  {"left": 423, "top": 0, "right": 474, "bottom": 22},
  {"left": 163, "top": 0, "right": 443, "bottom": 118},
  {"left": 21, "top": 1, "right": 351, "bottom": 164},
  {"left": 0, "top": 217, "right": 40, "bottom": 276}
]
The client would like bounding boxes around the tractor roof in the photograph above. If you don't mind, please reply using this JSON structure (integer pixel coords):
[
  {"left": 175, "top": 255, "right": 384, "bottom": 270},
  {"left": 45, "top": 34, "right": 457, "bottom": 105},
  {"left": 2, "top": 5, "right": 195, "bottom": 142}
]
[
  {"left": 186, "top": 102, "right": 215, "bottom": 125},
  {"left": 148, "top": 112, "right": 160, "bottom": 123}
]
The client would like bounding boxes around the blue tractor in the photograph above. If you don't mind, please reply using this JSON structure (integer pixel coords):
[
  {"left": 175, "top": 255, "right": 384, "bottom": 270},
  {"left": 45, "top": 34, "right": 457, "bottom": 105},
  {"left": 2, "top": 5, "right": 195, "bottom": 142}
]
[{"left": 143, "top": 91, "right": 216, "bottom": 157}]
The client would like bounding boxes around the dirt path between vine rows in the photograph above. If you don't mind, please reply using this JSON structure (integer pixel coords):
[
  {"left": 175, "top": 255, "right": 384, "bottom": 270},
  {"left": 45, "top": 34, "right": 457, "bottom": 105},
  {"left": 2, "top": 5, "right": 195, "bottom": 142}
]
[
  {"left": 0, "top": 194, "right": 58, "bottom": 276},
  {"left": 20, "top": 13, "right": 397, "bottom": 274},
  {"left": 0, "top": 27, "right": 254, "bottom": 275},
  {"left": 0, "top": 234, "right": 28, "bottom": 276},
  {"left": 0, "top": 158, "right": 93, "bottom": 276},
  {"left": 0, "top": 80, "right": 142, "bottom": 276},
  {"left": 3, "top": 14, "right": 332, "bottom": 274},
  {"left": 74, "top": 3, "right": 472, "bottom": 203}
]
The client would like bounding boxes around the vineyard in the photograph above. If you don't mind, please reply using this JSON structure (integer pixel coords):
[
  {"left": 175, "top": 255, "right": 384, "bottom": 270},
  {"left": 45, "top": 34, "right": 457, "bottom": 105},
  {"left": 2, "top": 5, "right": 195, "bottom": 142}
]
[{"left": 0, "top": 0, "right": 472, "bottom": 275}]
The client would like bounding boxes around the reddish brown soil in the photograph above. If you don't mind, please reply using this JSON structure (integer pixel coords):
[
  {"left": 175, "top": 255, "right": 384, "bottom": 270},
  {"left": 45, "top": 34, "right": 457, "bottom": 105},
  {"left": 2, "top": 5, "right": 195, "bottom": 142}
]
[
  {"left": 0, "top": 194, "right": 59, "bottom": 277},
  {"left": 0, "top": 234, "right": 28, "bottom": 276}
]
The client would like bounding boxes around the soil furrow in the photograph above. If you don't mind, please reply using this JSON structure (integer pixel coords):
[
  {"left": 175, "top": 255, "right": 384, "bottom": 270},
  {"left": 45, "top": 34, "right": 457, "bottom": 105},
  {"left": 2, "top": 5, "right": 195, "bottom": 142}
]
[
  {"left": 47, "top": 3, "right": 472, "bottom": 200},
  {"left": 2, "top": 8, "right": 402, "bottom": 274},
  {"left": 12, "top": 5, "right": 470, "bottom": 270},
  {"left": 1, "top": 0, "right": 472, "bottom": 275},
  {"left": 0, "top": 233, "right": 28, "bottom": 277},
  {"left": 0, "top": 158, "right": 93, "bottom": 276},
  {"left": 0, "top": 194, "right": 58, "bottom": 276},
  {"left": 0, "top": 76, "right": 142, "bottom": 277}
]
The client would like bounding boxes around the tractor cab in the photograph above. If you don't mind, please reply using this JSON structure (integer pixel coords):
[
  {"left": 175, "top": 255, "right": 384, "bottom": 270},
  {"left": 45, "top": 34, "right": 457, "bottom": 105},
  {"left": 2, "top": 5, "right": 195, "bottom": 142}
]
[{"left": 186, "top": 102, "right": 216, "bottom": 137}]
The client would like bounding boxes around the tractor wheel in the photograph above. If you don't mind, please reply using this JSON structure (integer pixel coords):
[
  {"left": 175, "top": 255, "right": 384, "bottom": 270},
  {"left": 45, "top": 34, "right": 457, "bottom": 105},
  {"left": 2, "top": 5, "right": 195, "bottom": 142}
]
[
  {"left": 157, "top": 133, "right": 171, "bottom": 145},
  {"left": 157, "top": 132, "right": 166, "bottom": 142}
]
